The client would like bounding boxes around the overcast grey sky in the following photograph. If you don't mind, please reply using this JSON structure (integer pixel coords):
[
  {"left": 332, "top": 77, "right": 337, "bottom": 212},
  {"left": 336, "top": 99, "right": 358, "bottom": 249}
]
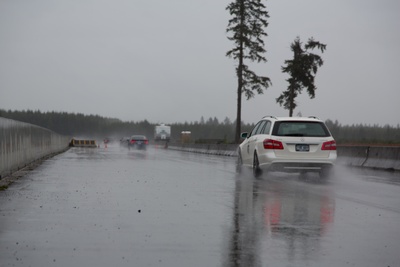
[{"left": 1, "top": 0, "right": 399, "bottom": 126}]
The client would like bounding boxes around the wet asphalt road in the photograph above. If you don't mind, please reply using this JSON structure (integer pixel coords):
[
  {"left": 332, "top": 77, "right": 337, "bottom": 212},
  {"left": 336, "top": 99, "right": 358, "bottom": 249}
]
[{"left": 1, "top": 144, "right": 400, "bottom": 267}]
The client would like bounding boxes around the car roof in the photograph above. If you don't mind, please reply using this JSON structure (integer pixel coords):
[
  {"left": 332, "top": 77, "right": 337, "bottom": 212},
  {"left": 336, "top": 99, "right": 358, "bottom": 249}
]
[{"left": 261, "top": 116, "right": 323, "bottom": 122}]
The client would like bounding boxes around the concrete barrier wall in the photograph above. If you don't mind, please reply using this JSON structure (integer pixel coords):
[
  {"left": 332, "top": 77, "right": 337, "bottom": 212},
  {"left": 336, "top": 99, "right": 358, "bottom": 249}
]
[
  {"left": 168, "top": 144, "right": 238, "bottom": 157},
  {"left": 336, "top": 145, "right": 400, "bottom": 171},
  {"left": 0, "top": 117, "right": 71, "bottom": 179},
  {"left": 168, "top": 143, "right": 400, "bottom": 171},
  {"left": 363, "top": 146, "right": 400, "bottom": 171},
  {"left": 336, "top": 146, "right": 369, "bottom": 167}
]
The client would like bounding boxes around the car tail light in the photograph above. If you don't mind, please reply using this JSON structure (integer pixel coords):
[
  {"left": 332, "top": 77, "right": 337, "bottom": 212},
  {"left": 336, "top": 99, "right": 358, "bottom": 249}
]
[
  {"left": 321, "top": 140, "right": 336, "bottom": 150},
  {"left": 130, "top": 140, "right": 136, "bottom": 144},
  {"left": 263, "top": 139, "right": 284, "bottom": 150},
  {"left": 144, "top": 140, "right": 149, "bottom": 145}
]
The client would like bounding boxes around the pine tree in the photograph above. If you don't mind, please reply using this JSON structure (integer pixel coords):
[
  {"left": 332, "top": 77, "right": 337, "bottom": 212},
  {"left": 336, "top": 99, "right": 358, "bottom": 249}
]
[
  {"left": 277, "top": 37, "right": 327, "bottom": 117},
  {"left": 226, "top": 0, "right": 271, "bottom": 143}
]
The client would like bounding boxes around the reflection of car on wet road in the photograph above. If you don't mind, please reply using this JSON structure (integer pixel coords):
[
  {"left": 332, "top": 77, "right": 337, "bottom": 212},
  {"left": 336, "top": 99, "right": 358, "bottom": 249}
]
[
  {"left": 128, "top": 135, "right": 149, "bottom": 150},
  {"left": 238, "top": 116, "right": 337, "bottom": 178}
]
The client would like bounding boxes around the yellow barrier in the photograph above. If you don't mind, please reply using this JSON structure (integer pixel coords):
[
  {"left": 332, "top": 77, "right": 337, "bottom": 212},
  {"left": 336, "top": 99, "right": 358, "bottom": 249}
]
[{"left": 70, "top": 139, "right": 97, "bottom": 148}]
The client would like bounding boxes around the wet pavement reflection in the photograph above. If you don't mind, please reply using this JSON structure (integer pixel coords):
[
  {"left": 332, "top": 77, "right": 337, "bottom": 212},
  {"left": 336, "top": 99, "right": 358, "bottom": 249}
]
[
  {"left": 0, "top": 145, "right": 399, "bottom": 267},
  {"left": 226, "top": 167, "right": 400, "bottom": 267},
  {"left": 226, "top": 172, "right": 336, "bottom": 267}
]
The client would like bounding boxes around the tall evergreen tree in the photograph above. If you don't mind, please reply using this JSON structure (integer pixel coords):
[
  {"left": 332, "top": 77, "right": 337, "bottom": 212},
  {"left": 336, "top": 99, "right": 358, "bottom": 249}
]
[
  {"left": 226, "top": 0, "right": 271, "bottom": 143},
  {"left": 277, "top": 37, "right": 327, "bottom": 117}
]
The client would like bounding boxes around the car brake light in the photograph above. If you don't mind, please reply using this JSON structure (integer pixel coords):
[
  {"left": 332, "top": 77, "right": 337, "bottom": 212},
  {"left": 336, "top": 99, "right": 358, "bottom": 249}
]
[
  {"left": 263, "top": 139, "right": 284, "bottom": 150},
  {"left": 145, "top": 140, "right": 149, "bottom": 145},
  {"left": 321, "top": 140, "right": 336, "bottom": 150},
  {"left": 130, "top": 140, "right": 136, "bottom": 144}
]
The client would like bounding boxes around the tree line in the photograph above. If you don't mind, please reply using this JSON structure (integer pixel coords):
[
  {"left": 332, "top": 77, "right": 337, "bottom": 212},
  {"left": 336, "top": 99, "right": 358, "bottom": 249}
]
[
  {"left": 0, "top": 109, "right": 252, "bottom": 143},
  {"left": 325, "top": 120, "right": 400, "bottom": 145},
  {"left": 1, "top": 109, "right": 399, "bottom": 145}
]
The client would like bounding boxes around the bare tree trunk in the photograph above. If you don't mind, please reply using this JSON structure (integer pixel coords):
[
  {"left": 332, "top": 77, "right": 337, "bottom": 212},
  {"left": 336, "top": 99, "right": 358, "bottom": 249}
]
[
  {"left": 235, "top": 58, "right": 244, "bottom": 143},
  {"left": 235, "top": 0, "right": 245, "bottom": 144},
  {"left": 235, "top": 81, "right": 242, "bottom": 143},
  {"left": 289, "top": 84, "right": 294, "bottom": 117}
]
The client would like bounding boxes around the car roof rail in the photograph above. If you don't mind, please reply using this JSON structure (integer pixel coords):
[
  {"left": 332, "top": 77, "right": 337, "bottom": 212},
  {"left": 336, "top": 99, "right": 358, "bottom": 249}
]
[
  {"left": 262, "top": 115, "right": 277, "bottom": 119},
  {"left": 308, "top": 116, "right": 320, "bottom": 119}
]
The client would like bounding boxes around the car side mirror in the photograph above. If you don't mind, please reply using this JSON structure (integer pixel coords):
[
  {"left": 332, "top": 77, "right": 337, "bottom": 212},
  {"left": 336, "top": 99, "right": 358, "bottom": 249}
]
[{"left": 241, "top": 132, "right": 248, "bottom": 139}]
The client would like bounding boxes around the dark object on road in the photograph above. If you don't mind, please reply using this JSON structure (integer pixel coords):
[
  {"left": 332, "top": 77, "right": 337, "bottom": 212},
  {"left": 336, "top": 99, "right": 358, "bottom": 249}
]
[{"left": 120, "top": 137, "right": 130, "bottom": 146}]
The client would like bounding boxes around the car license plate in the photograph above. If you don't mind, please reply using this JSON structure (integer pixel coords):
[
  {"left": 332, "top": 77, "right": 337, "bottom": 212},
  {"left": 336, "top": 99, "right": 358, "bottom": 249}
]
[
  {"left": 296, "top": 144, "right": 309, "bottom": 152},
  {"left": 137, "top": 141, "right": 143, "bottom": 144}
]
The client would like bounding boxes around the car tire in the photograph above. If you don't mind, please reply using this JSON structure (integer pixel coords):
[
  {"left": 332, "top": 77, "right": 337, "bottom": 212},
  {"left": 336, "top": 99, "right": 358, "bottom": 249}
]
[{"left": 253, "top": 152, "right": 262, "bottom": 178}]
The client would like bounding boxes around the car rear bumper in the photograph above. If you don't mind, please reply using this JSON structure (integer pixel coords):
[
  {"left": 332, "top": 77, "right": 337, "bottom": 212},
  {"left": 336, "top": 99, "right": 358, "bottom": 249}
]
[
  {"left": 128, "top": 144, "right": 147, "bottom": 149},
  {"left": 258, "top": 152, "right": 336, "bottom": 172},
  {"left": 261, "top": 161, "right": 334, "bottom": 172}
]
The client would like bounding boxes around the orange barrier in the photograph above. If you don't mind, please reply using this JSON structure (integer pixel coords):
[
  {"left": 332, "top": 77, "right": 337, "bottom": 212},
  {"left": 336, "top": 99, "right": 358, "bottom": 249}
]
[{"left": 69, "top": 139, "right": 97, "bottom": 148}]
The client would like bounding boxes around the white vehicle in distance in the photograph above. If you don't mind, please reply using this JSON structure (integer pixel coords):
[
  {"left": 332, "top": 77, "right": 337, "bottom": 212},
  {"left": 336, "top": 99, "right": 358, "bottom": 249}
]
[
  {"left": 154, "top": 124, "right": 171, "bottom": 141},
  {"left": 238, "top": 116, "right": 337, "bottom": 178}
]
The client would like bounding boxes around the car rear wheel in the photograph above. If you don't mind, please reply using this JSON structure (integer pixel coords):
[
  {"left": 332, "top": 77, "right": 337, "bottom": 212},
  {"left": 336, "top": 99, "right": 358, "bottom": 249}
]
[{"left": 253, "top": 152, "right": 262, "bottom": 178}]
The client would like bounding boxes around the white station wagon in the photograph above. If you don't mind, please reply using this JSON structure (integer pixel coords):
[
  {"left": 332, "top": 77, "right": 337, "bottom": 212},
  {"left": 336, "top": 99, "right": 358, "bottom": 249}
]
[{"left": 238, "top": 116, "right": 337, "bottom": 178}]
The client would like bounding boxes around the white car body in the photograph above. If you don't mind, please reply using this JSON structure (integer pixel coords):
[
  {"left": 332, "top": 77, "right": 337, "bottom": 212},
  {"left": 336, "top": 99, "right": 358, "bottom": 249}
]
[{"left": 238, "top": 116, "right": 337, "bottom": 177}]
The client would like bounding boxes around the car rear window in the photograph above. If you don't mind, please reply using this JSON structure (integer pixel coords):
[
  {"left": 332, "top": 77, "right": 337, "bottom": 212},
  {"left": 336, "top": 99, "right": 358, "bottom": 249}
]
[
  {"left": 131, "top": 135, "right": 146, "bottom": 140},
  {"left": 272, "top": 121, "right": 331, "bottom": 137}
]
